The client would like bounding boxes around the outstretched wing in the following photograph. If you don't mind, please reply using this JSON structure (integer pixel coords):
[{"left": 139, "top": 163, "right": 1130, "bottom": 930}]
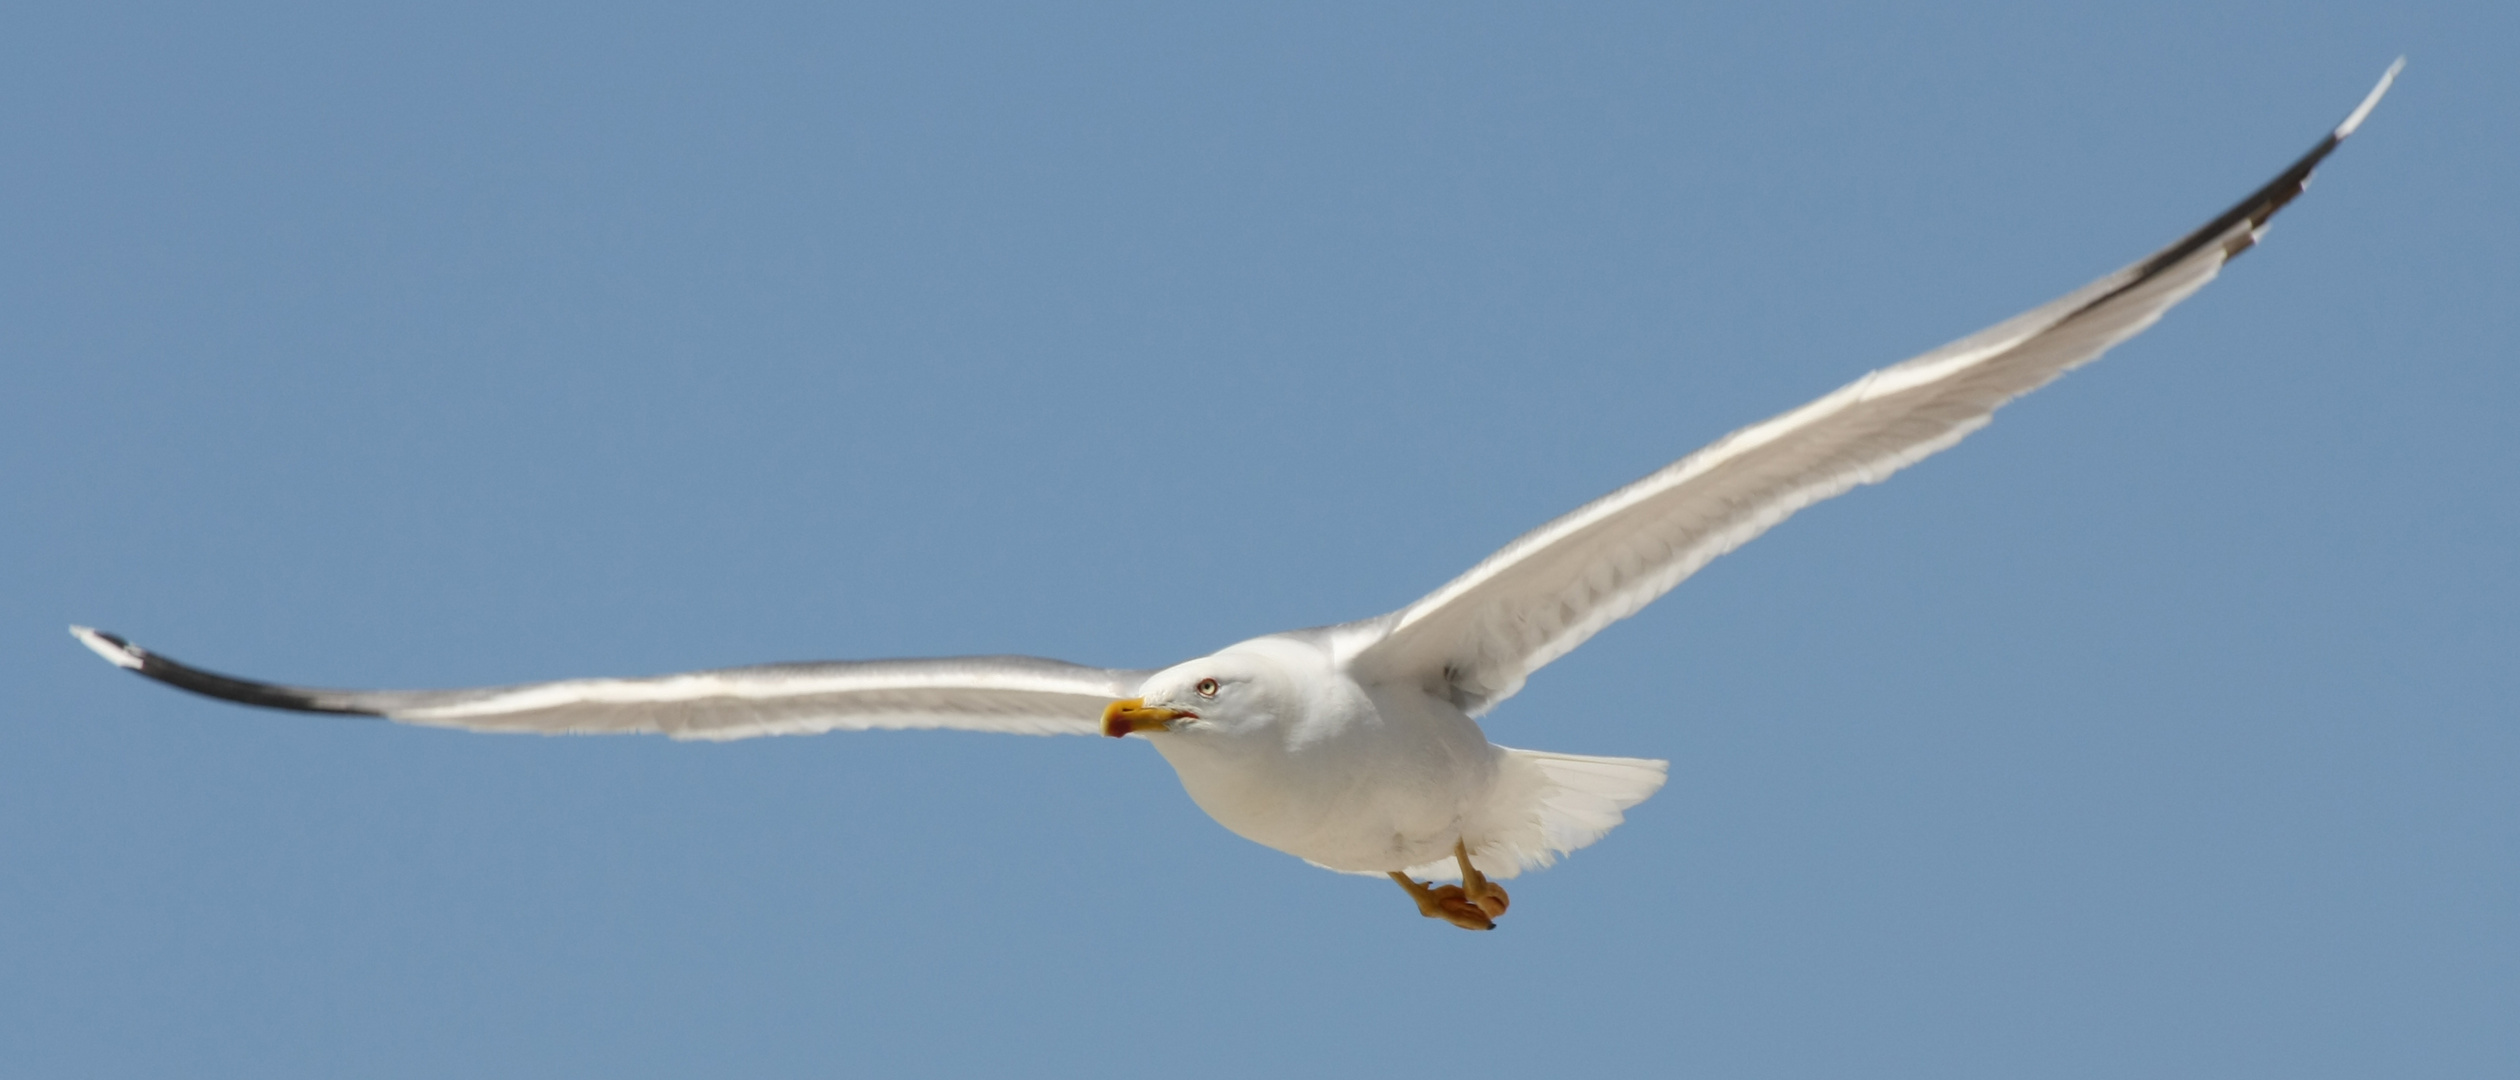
[
  {"left": 72, "top": 627, "right": 1151, "bottom": 741},
  {"left": 1349, "top": 63, "right": 2401, "bottom": 715}
]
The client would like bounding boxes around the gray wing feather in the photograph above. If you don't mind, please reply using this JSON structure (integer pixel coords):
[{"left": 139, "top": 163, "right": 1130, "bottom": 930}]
[
  {"left": 71, "top": 627, "right": 1149, "bottom": 741},
  {"left": 1349, "top": 64, "right": 2399, "bottom": 714}
]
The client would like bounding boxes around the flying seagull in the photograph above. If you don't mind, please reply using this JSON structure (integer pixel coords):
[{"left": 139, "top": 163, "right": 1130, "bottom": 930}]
[{"left": 73, "top": 63, "right": 2400, "bottom": 931}]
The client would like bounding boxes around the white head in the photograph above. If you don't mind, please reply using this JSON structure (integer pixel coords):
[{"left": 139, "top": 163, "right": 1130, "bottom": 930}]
[{"left": 1100, "top": 636, "right": 1331, "bottom": 742}]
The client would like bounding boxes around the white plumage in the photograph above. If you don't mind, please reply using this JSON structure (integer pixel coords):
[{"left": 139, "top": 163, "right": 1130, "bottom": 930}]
[{"left": 70, "top": 64, "right": 2399, "bottom": 929}]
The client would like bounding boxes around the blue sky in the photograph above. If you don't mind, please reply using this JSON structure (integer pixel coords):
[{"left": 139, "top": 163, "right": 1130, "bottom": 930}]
[{"left": 4, "top": 3, "right": 2513, "bottom": 1077}]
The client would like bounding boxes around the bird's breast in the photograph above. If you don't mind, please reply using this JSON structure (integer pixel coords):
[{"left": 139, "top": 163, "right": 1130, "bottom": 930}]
[{"left": 1149, "top": 682, "right": 1496, "bottom": 871}]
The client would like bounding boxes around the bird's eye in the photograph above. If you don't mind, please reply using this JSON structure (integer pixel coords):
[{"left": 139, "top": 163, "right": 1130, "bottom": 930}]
[{"left": 1195, "top": 678, "right": 1219, "bottom": 698}]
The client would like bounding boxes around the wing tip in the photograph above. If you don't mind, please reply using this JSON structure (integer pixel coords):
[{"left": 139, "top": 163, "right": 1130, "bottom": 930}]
[
  {"left": 2334, "top": 57, "right": 2405, "bottom": 140},
  {"left": 2101, "top": 59, "right": 2402, "bottom": 297},
  {"left": 70, "top": 625, "right": 145, "bottom": 669},
  {"left": 69, "top": 625, "right": 383, "bottom": 717}
]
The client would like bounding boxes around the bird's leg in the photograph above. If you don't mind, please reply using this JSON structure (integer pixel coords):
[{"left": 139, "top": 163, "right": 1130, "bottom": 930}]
[
  {"left": 1454, "top": 840, "right": 1510, "bottom": 920},
  {"left": 1388, "top": 871, "right": 1493, "bottom": 931}
]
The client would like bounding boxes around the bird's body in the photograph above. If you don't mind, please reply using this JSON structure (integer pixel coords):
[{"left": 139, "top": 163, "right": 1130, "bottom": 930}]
[
  {"left": 1147, "top": 634, "right": 1477, "bottom": 876},
  {"left": 1129, "top": 630, "right": 1663, "bottom": 880},
  {"left": 72, "top": 64, "right": 2400, "bottom": 930}
]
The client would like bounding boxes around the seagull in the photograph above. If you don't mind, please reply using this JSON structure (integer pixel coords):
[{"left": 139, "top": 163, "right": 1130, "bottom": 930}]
[{"left": 73, "top": 64, "right": 2399, "bottom": 931}]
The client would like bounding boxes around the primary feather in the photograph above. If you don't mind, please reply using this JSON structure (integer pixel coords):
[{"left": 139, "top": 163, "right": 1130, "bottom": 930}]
[
  {"left": 70, "top": 64, "right": 2399, "bottom": 913},
  {"left": 1347, "top": 61, "right": 2403, "bottom": 715}
]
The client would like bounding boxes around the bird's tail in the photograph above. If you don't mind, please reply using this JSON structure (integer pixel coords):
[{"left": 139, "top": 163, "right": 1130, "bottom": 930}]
[{"left": 1403, "top": 746, "right": 1669, "bottom": 881}]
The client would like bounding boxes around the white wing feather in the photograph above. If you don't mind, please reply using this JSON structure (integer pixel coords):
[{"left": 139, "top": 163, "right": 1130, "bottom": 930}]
[
  {"left": 71, "top": 626, "right": 1147, "bottom": 741},
  {"left": 1349, "top": 64, "right": 2399, "bottom": 713}
]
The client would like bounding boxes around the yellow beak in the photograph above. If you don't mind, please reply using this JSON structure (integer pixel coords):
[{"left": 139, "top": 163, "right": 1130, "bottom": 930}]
[{"left": 1102, "top": 698, "right": 1195, "bottom": 738}]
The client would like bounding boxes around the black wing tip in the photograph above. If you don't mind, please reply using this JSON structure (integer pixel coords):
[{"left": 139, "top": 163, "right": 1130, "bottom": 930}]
[
  {"left": 2217, "top": 60, "right": 2403, "bottom": 247},
  {"left": 2091, "top": 61, "right": 2403, "bottom": 311},
  {"left": 70, "top": 624, "right": 382, "bottom": 717}
]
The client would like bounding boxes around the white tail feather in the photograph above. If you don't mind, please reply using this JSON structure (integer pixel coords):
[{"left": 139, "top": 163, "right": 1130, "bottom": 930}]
[{"left": 1399, "top": 746, "right": 1668, "bottom": 881}]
